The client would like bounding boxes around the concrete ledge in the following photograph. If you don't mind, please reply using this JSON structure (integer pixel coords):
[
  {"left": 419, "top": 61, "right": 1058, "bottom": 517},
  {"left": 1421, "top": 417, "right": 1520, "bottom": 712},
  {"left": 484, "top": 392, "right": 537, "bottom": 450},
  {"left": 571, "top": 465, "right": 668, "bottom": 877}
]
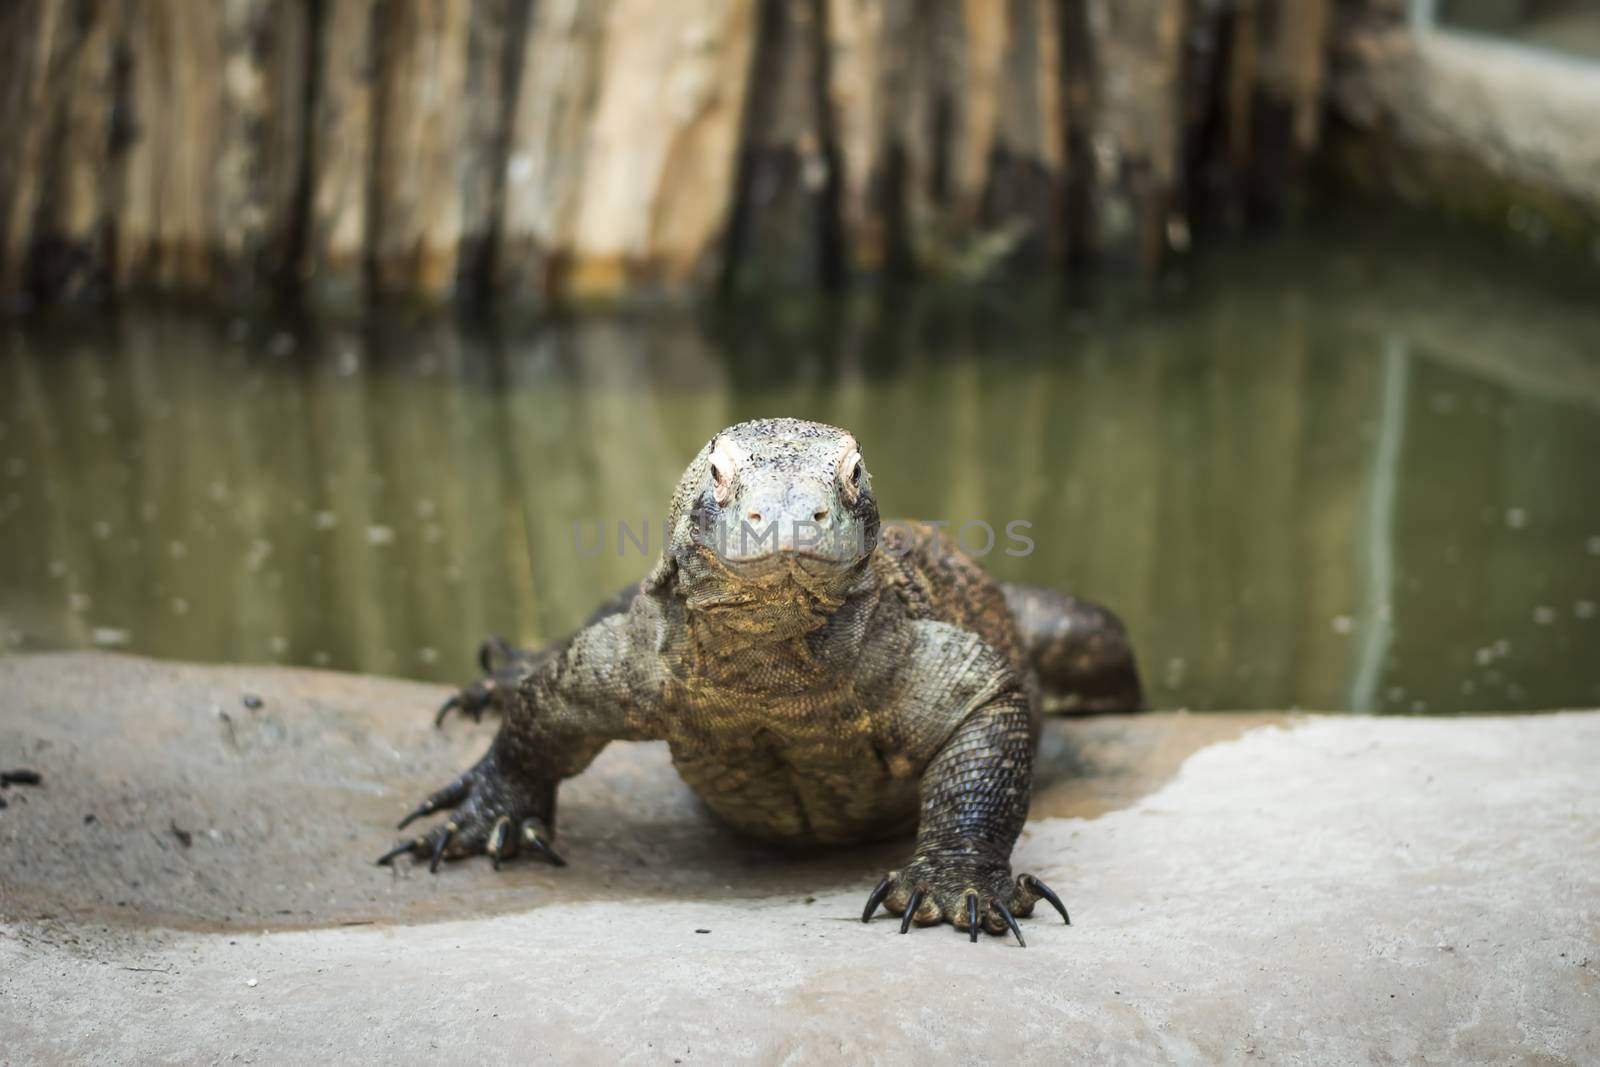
[{"left": 1, "top": 653, "right": 1596, "bottom": 1063}]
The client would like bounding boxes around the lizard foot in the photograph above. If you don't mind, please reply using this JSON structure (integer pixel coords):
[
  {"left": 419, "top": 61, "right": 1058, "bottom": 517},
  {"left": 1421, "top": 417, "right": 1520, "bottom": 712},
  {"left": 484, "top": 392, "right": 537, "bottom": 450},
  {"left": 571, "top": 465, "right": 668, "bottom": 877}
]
[
  {"left": 860, "top": 855, "right": 1070, "bottom": 946},
  {"left": 375, "top": 751, "right": 563, "bottom": 873},
  {"left": 434, "top": 637, "right": 532, "bottom": 727}
]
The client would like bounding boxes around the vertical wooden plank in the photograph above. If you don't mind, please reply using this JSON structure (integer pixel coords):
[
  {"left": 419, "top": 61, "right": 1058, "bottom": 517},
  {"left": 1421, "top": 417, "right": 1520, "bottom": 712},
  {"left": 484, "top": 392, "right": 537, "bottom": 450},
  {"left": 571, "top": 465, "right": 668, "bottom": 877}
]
[
  {"left": 721, "top": 0, "right": 843, "bottom": 293},
  {"left": 565, "top": 0, "right": 759, "bottom": 297},
  {"left": 822, "top": 0, "right": 886, "bottom": 274},
  {"left": 307, "top": 0, "right": 377, "bottom": 306},
  {"left": 1079, "top": 0, "right": 1188, "bottom": 272},
  {"left": 497, "top": 0, "right": 608, "bottom": 302},
  {"left": 1, "top": 0, "right": 117, "bottom": 305},
  {"left": 369, "top": 0, "right": 470, "bottom": 299},
  {"left": 213, "top": 0, "right": 312, "bottom": 300}
]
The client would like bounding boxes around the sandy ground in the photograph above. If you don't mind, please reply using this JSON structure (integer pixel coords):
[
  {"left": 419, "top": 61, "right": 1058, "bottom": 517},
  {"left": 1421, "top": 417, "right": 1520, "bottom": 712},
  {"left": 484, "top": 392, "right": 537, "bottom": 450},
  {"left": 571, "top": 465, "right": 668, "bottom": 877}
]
[{"left": 1, "top": 652, "right": 1596, "bottom": 1064}]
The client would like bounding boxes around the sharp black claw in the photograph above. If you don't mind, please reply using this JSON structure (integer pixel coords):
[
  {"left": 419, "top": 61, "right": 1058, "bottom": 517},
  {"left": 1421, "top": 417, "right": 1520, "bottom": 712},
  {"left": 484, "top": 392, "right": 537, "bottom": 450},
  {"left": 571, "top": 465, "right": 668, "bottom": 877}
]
[
  {"left": 967, "top": 894, "right": 980, "bottom": 943},
  {"left": 900, "top": 889, "right": 922, "bottom": 934},
  {"left": 375, "top": 841, "right": 414, "bottom": 867},
  {"left": 488, "top": 816, "right": 511, "bottom": 871},
  {"left": 862, "top": 877, "right": 891, "bottom": 923},
  {"left": 995, "top": 901, "right": 1026, "bottom": 948},
  {"left": 428, "top": 825, "right": 455, "bottom": 873},
  {"left": 522, "top": 823, "right": 566, "bottom": 866},
  {"left": 434, "top": 694, "right": 461, "bottom": 727},
  {"left": 397, "top": 801, "right": 434, "bottom": 830},
  {"left": 1026, "top": 875, "right": 1071, "bottom": 925}
]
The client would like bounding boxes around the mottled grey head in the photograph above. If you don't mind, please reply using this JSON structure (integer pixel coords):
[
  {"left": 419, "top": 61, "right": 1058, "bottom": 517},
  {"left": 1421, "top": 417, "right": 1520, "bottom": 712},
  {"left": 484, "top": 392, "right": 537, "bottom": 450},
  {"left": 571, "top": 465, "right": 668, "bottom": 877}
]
[{"left": 654, "top": 419, "right": 880, "bottom": 606}]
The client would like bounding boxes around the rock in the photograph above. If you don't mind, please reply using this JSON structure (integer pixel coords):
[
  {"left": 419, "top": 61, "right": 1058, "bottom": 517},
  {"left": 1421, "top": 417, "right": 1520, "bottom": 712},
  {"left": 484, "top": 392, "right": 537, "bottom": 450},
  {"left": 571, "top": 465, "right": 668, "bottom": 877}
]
[{"left": 0, "top": 652, "right": 1596, "bottom": 1063}]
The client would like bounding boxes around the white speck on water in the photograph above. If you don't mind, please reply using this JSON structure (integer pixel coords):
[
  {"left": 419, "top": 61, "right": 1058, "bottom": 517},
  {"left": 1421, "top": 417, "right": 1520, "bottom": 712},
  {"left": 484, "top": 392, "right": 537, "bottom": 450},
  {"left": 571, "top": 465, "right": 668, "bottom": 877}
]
[
  {"left": 1387, "top": 687, "right": 1405, "bottom": 703},
  {"left": 1577, "top": 601, "right": 1596, "bottom": 620},
  {"left": 311, "top": 651, "right": 330, "bottom": 666},
  {"left": 1411, "top": 701, "right": 1428, "bottom": 713},
  {"left": 268, "top": 332, "right": 297, "bottom": 358},
  {"left": 246, "top": 539, "right": 273, "bottom": 571},
  {"left": 168, "top": 540, "right": 188, "bottom": 560},
  {"left": 1461, "top": 680, "right": 1476, "bottom": 695},
  {"left": 1494, "top": 639, "right": 1511, "bottom": 657},
  {"left": 245, "top": 978, "right": 257, "bottom": 988},
  {"left": 69, "top": 592, "right": 92, "bottom": 612},
  {"left": 1331, "top": 615, "right": 1354, "bottom": 635},
  {"left": 141, "top": 502, "right": 158, "bottom": 523},
  {"left": 336, "top": 349, "right": 360, "bottom": 377},
  {"left": 208, "top": 480, "right": 230, "bottom": 503},
  {"left": 365, "top": 525, "right": 395, "bottom": 546},
  {"left": 48, "top": 559, "right": 67, "bottom": 578},
  {"left": 422, "top": 523, "right": 442, "bottom": 544},
  {"left": 1588, "top": 536, "right": 1600, "bottom": 556},
  {"left": 313, "top": 510, "right": 338, "bottom": 531},
  {"left": 419, "top": 647, "right": 439, "bottom": 665},
  {"left": 415, "top": 498, "right": 437, "bottom": 519},
  {"left": 93, "top": 520, "right": 111, "bottom": 540},
  {"left": 1505, "top": 508, "right": 1527, "bottom": 529},
  {"left": 1532, "top": 605, "right": 1557, "bottom": 625},
  {"left": 1473, "top": 647, "right": 1495, "bottom": 667},
  {"left": 92, "top": 627, "right": 130, "bottom": 646},
  {"left": 1164, "top": 658, "right": 1186, "bottom": 687},
  {"left": 172, "top": 597, "right": 190, "bottom": 616},
  {"left": 269, "top": 635, "right": 288, "bottom": 654}
]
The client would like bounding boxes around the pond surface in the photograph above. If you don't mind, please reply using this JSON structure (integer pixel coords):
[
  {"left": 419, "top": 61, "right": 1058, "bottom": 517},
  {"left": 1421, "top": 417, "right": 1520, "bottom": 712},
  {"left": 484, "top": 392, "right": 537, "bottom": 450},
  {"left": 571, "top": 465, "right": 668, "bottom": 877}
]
[{"left": 2, "top": 218, "right": 1598, "bottom": 712}]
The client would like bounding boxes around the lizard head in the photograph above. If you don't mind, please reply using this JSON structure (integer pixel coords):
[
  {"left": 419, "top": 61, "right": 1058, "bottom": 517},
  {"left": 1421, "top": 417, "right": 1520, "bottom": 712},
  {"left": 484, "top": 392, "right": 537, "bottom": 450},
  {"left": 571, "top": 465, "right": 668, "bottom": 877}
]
[{"left": 654, "top": 418, "right": 880, "bottom": 610}]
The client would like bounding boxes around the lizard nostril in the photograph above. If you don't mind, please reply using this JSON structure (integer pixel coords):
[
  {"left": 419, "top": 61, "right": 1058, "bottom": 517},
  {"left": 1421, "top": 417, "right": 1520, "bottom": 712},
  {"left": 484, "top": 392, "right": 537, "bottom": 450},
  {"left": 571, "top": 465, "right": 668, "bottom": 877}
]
[{"left": 813, "top": 510, "right": 829, "bottom": 522}]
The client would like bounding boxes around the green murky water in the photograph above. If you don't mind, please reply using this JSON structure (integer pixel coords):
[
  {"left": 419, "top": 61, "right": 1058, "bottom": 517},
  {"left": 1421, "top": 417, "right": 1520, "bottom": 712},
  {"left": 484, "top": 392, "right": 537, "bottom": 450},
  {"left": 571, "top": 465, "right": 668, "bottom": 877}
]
[{"left": 2, "top": 221, "right": 1598, "bottom": 712}]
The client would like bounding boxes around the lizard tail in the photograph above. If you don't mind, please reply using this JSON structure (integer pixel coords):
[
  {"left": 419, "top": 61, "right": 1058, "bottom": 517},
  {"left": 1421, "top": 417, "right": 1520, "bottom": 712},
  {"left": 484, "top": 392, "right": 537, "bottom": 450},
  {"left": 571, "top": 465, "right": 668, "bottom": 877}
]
[{"left": 1001, "top": 583, "right": 1146, "bottom": 714}]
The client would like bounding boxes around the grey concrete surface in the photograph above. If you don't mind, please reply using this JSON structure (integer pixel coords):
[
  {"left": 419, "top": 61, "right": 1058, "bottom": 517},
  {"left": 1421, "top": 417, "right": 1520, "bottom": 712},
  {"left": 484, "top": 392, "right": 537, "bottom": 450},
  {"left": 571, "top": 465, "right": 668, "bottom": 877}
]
[{"left": 1, "top": 653, "right": 1596, "bottom": 1064}]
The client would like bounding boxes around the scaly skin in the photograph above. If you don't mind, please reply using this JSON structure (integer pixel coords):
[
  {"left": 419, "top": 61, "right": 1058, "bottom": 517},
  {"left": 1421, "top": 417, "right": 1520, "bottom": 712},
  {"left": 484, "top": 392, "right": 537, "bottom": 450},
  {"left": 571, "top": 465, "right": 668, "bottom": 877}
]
[{"left": 381, "top": 418, "right": 1142, "bottom": 944}]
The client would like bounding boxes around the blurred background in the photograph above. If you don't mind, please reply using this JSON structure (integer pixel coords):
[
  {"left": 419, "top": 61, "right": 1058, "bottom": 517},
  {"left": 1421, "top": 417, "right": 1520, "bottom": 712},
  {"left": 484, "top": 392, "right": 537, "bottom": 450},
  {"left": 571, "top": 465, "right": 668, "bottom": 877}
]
[{"left": 1, "top": 0, "right": 1597, "bottom": 712}]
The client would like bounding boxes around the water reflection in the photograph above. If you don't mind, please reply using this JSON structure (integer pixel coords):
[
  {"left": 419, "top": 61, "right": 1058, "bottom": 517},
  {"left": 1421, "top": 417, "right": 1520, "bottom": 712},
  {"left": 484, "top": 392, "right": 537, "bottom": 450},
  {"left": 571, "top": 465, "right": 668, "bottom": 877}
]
[{"left": 2, "top": 225, "right": 1598, "bottom": 711}]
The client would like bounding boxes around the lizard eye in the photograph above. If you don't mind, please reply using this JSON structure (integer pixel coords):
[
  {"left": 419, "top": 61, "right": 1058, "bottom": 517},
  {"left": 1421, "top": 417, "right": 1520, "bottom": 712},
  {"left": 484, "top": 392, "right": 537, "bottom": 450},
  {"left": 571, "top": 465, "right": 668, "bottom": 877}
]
[
  {"left": 708, "top": 441, "right": 740, "bottom": 506},
  {"left": 838, "top": 449, "right": 864, "bottom": 503}
]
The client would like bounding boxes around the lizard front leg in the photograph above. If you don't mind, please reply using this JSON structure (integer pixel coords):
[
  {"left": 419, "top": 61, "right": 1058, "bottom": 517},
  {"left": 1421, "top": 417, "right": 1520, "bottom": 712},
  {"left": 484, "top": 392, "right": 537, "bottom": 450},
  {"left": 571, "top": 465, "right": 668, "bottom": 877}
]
[
  {"left": 861, "top": 627, "right": 1072, "bottom": 944},
  {"left": 379, "top": 608, "right": 660, "bottom": 872}
]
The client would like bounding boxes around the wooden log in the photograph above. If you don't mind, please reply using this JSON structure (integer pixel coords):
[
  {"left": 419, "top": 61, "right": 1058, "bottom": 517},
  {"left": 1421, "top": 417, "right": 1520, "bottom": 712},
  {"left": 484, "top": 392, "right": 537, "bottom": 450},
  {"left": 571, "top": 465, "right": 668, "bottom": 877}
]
[
  {"left": 817, "top": 0, "right": 1067, "bottom": 281},
  {"left": 0, "top": 0, "right": 118, "bottom": 306},
  {"left": 1063, "top": 0, "right": 1188, "bottom": 273},
  {"left": 721, "top": 0, "right": 844, "bottom": 293},
  {"left": 306, "top": 0, "right": 378, "bottom": 306},
  {"left": 109, "top": 0, "right": 310, "bottom": 300},
  {"left": 369, "top": 0, "right": 471, "bottom": 299},
  {"left": 214, "top": 0, "right": 312, "bottom": 300},
  {"left": 500, "top": 0, "right": 759, "bottom": 302},
  {"left": 567, "top": 0, "right": 759, "bottom": 298},
  {"left": 496, "top": 0, "right": 610, "bottom": 302}
]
